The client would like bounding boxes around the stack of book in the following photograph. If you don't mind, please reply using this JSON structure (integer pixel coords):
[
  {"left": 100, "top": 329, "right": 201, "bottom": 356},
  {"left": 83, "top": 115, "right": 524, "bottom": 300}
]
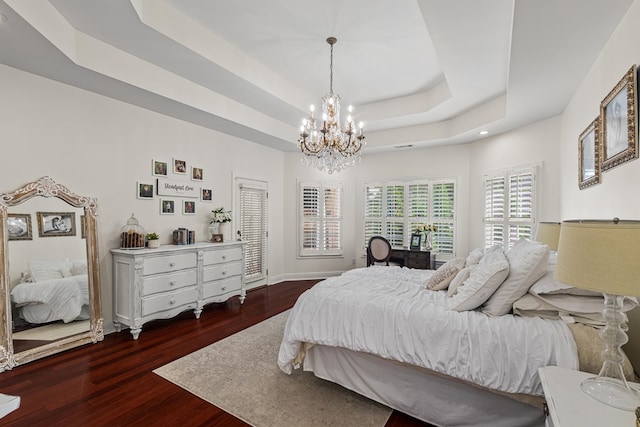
[{"left": 172, "top": 228, "right": 196, "bottom": 245}]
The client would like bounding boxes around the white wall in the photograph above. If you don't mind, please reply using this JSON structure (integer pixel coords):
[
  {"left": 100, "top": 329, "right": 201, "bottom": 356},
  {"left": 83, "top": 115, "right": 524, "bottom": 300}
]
[
  {"left": 0, "top": 63, "right": 286, "bottom": 333},
  {"left": 559, "top": 0, "right": 640, "bottom": 365}
]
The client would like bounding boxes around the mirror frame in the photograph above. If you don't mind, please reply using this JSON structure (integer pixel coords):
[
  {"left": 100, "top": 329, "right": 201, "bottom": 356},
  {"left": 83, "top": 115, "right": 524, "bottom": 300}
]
[{"left": 0, "top": 176, "right": 103, "bottom": 371}]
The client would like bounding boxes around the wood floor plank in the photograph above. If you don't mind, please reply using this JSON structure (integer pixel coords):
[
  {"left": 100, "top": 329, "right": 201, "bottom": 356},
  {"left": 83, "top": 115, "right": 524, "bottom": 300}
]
[{"left": 0, "top": 280, "right": 429, "bottom": 426}]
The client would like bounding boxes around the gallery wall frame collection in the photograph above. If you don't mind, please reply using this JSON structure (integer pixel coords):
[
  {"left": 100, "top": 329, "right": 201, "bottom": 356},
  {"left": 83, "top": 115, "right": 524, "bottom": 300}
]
[
  {"left": 139, "top": 158, "right": 213, "bottom": 215},
  {"left": 579, "top": 64, "right": 638, "bottom": 189}
]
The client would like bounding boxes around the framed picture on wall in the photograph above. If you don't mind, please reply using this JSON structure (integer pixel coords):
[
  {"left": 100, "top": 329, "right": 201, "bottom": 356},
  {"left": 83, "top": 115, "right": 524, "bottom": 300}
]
[
  {"left": 578, "top": 117, "right": 601, "bottom": 190},
  {"left": 201, "top": 188, "right": 212, "bottom": 202},
  {"left": 152, "top": 159, "right": 168, "bottom": 177},
  {"left": 183, "top": 200, "right": 196, "bottom": 215},
  {"left": 601, "top": 65, "right": 638, "bottom": 171},
  {"left": 160, "top": 199, "right": 175, "bottom": 215},
  {"left": 7, "top": 213, "right": 32, "bottom": 241},
  {"left": 37, "top": 212, "right": 76, "bottom": 237},
  {"left": 136, "top": 182, "right": 154, "bottom": 199},
  {"left": 173, "top": 158, "right": 187, "bottom": 174},
  {"left": 191, "top": 167, "right": 203, "bottom": 181}
]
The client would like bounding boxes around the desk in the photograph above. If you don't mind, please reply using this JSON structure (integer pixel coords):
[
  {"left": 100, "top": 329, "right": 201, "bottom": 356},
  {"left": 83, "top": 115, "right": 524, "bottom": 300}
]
[{"left": 367, "top": 247, "right": 435, "bottom": 269}]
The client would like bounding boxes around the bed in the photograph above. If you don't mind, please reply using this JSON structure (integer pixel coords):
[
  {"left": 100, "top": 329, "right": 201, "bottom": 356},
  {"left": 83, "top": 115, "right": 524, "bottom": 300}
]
[
  {"left": 10, "top": 259, "right": 90, "bottom": 324},
  {"left": 278, "top": 240, "right": 638, "bottom": 426}
]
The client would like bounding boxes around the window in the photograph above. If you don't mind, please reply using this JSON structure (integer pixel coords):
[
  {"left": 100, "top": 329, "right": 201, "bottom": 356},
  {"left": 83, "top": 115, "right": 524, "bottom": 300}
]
[
  {"left": 483, "top": 165, "right": 537, "bottom": 250},
  {"left": 363, "top": 179, "right": 457, "bottom": 256},
  {"left": 299, "top": 181, "right": 342, "bottom": 257}
]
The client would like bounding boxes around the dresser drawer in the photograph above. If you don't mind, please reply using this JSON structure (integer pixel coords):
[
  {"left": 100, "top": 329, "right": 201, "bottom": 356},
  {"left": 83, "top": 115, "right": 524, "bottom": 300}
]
[
  {"left": 406, "top": 251, "right": 432, "bottom": 269},
  {"left": 203, "top": 276, "right": 242, "bottom": 300},
  {"left": 143, "top": 253, "right": 197, "bottom": 275},
  {"left": 202, "top": 247, "right": 243, "bottom": 266},
  {"left": 141, "top": 269, "right": 197, "bottom": 297},
  {"left": 141, "top": 286, "right": 198, "bottom": 317},
  {"left": 202, "top": 261, "right": 243, "bottom": 282}
]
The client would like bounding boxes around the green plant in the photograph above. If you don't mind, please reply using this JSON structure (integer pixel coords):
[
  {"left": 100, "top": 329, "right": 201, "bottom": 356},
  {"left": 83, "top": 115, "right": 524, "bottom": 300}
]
[{"left": 147, "top": 232, "right": 159, "bottom": 240}]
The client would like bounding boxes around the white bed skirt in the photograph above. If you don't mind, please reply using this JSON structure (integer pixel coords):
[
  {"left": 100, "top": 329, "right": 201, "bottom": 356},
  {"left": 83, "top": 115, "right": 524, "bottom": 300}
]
[{"left": 304, "top": 345, "right": 545, "bottom": 427}]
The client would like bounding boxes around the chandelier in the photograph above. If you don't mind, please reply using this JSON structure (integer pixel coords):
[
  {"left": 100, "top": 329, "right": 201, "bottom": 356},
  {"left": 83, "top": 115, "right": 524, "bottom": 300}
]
[{"left": 298, "top": 37, "right": 365, "bottom": 174}]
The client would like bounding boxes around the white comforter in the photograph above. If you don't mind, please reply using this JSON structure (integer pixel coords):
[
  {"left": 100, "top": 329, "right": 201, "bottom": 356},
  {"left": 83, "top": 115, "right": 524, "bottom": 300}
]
[
  {"left": 11, "top": 275, "right": 89, "bottom": 323},
  {"left": 278, "top": 266, "right": 579, "bottom": 396}
]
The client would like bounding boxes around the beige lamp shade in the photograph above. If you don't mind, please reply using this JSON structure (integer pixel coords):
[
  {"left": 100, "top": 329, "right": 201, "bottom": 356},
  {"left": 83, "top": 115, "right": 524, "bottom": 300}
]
[
  {"left": 535, "top": 222, "right": 561, "bottom": 251},
  {"left": 554, "top": 219, "right": 640, "bottom": 296}
]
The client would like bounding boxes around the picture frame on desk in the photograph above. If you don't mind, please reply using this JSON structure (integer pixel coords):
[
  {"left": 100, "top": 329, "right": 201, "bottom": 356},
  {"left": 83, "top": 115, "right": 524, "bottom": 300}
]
[{"left": 410, "top": 233, "right": 422, "bottom": 250}]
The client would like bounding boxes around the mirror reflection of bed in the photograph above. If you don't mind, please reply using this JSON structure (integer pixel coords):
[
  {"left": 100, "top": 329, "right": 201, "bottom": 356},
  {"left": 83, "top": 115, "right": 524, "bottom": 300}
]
[{"left": 8, "top": 198, "right": 89, "bottom": 354}]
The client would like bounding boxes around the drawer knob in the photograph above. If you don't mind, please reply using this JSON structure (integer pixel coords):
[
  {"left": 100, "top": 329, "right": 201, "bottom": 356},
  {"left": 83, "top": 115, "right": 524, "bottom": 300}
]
[
  {"left": 222, "top": 255, "right": 226, "bottom": 260},
  {"left": 222, "top": 271, "right": 227, "bottom": 275},
  {"left": 169, "top": 281, "right": 176, "bottom": 286},
  {"left": 169, "top": 262, "right": 176, "bottom": 267},
  {"left": 169, "top": 299, "right": 176, "bottom": 305},
  {"left": 221, "top": 286, "right": 226, "bottom": 291}
]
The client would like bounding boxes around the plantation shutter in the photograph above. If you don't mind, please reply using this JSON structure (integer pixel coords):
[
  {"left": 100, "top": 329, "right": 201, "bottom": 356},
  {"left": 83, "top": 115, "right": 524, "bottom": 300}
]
[
  {"left": 484, "top": 166, "right": 536, "bottom": 250},
  {"left": 407, "top": 183, "right": 429, "bottom": 242},
  {"left": 299, "top": 181, "right": 343, "bottom": 256},
  {"left": 432, "top": 182, "right": 455, "bottom": 255},
  {"left": 239, "top": 184, "right": 267, "bottom": 282},
  {"left": 363, "top": 185, "right": 383, "bottom": 249},
  {"left": 385, "top": 184, "right": 405, "bottom": 247}
]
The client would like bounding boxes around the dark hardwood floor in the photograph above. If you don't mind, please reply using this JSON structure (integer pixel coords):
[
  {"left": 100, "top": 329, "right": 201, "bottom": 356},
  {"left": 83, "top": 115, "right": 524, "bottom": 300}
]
[{"left": 0, "top": 280, "right": 431, "bottom": 427}]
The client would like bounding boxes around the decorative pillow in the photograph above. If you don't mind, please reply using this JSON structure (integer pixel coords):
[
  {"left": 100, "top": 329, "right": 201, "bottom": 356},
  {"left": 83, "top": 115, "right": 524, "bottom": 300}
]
[
  {"left": 464, "top": 248, "right": 484, "bottom": 267},
  {"left": 70, "top": 265, "right": 88, "bottom": 276},
  {"left": 481, "top": 239, "right": 549, "bottom": 316},
  {"left": 29, "top": 260, "right": 73, "bottom": 282},
  {"left": 447, "top": 265, "right": 476, "bottom": 297},
  {"left": 426, "top": 258, "right": 465, "bottom": 290},
  {"left": 449, "top": 245, "right": 509, "bottom": 311}
]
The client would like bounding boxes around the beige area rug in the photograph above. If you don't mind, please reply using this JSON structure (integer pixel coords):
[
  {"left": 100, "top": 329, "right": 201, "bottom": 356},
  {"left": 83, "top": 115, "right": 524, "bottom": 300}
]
[
  {"left": 12, "top": 320, "right": 90, "bottom": 341},
  {"left": 154, "top": 311, "right": 392, "bottom": 427}
]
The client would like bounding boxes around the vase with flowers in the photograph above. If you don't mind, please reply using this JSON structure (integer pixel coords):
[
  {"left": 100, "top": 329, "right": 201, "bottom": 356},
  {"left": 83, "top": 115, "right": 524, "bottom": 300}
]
[
  {"left": 209, "top": 207, "right": 231, "bottom": 242},
  {"left": 414, "top": 223, "right": 437, "bottom": 250}
]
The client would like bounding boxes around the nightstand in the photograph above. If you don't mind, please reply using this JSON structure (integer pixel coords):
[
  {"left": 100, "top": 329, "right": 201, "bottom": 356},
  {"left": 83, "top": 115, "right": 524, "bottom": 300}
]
[{"left": 538, "top": 366, "right": 637, "bottom": 427}]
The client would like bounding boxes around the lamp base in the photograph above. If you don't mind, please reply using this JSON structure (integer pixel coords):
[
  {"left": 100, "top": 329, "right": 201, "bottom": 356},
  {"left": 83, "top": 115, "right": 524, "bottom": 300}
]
[{"left": 581, "top": 376, "right": 640, "bottom": 411}]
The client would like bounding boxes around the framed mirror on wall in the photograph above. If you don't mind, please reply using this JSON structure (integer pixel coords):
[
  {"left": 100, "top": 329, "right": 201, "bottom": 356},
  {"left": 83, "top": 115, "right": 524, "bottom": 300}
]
[{"left": 0, "top": 177, "right": 103, "bottom": 371}]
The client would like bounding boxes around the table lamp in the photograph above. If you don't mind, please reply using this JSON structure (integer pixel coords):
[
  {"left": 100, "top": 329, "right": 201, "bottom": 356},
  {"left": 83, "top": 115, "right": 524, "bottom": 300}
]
[
  {"left": 554, "top": 219, "right": 640, "bottom": 410},
  {"left": 535, "top": 222, "right": 561, "bottom": 252}
]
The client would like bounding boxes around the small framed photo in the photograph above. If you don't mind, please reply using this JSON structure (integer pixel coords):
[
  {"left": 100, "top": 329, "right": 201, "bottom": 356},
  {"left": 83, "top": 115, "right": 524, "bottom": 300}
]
[
  {"left": 211, "top": 234, "right": 223, "bottom": 243},
  {"left": 7, "top": 213, "right": 32, "bottom": 241},
  {"left": 578, "top": 117, "right": 601, "bottom": 190},
  {"left": 191, "top": 167, "right": 203, "bottom": 181},
  {"left": 173, "top": 158, "right": 187, "bottom": 174},
  {"left": 136, "top": 182, "right": 154, "bottom": 199},
  {"left": 160, "top": 199, "right": 175, "bottom": 215},
  {"left": 601, "top": 65, "right": 638, "bottom": 171},
  {"left": 183, "top": 200, "right": 196, "bottom": 215},
  {"left": 410, "top": 233, "right": 422, "bottom": 250},
  {"left": 37, "top": 212, "right": 76, "bottom": 237},
  {"left": 152, "top": 159, "right": 168, "bottom": 177},
  {"left": 201, "top": 188, "right": 212, "bottom": 202}
]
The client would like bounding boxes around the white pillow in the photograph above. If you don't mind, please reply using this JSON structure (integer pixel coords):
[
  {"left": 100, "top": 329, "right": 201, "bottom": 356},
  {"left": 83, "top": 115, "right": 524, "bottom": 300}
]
[
  {"left": 465, "top": 248, "right": 484, "bottom": 267},
  {"left": 449, "top": 245, "right": 509, "bottom": 312},
  {"left": 481, "top": 239, "right": 549, "bottom": 316},
  {"left": 529, "top": 271, "right": 601, "bottom": 297},
  {"left": 29, "top": 260, "right": 73, "bottom": 282},
  {"left": 447, "top": 265, "right": 476, "bottom": 297},
  {"left": 426, "top": 258, "right": 465, "bottom": 290}
]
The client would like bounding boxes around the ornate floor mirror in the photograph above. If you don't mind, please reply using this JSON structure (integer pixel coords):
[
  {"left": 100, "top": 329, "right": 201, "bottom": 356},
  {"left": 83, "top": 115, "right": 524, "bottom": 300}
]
[{"left": 0, "top": 177, "right": 103, "bottom": 371}]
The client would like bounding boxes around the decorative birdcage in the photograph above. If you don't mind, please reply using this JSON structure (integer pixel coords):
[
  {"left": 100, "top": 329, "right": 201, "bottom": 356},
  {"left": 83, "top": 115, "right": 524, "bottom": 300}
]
[{"left": 120, "top": 213, "right": 146, "bottom": 249}]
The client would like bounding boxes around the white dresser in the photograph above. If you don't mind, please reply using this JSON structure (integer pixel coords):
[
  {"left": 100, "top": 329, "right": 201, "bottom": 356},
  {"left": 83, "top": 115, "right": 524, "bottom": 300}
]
[{"left": 111, "top": 241, "right": 246, "bottom": 339}]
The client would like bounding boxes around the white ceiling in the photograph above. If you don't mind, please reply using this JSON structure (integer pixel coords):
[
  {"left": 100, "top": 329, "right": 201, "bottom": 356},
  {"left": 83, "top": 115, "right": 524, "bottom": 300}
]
[{"left": 0, "top": 0, "right": 633, "bottom": 153}]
